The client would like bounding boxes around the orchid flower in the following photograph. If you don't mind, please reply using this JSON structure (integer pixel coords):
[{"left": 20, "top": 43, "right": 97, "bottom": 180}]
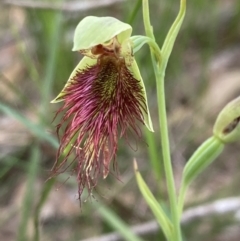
[{"left": 51, "top": 16, "right": 153, "bottom": 197}]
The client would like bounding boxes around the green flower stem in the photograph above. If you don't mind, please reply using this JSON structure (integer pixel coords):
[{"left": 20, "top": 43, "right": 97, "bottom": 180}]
[
  {"left": 156, "top": 63, "right": 181, "bottom": 241},
  {"left": 142, "top": 0, "right": 185, "bottom": 240},
  {"left": 142, "top": 0, "right": 154, "bottom": 39},
  {"left": 143, "top": 39, "right": 180, "bottom": 241}
]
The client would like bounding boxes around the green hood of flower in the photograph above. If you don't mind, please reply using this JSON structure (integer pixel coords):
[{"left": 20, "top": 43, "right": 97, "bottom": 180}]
[{"left": 72, "top": 16, "right": 132, "bottom": 51}]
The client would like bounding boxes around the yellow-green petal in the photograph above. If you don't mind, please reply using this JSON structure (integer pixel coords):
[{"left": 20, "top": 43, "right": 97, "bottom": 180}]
[
  {"left": 72, "top": 16, "right": 132, "bottom": 51},
  {"left": 51, "top": 57, "right": 97, "bottom": 103},
  {"left": 129, "top": 60, "right": 154, "bottom": 132}
]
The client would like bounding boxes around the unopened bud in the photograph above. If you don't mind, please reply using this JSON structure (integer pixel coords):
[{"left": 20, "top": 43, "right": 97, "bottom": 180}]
[{"left": 213, "top": 96, "right": 240, "bottom": 143}]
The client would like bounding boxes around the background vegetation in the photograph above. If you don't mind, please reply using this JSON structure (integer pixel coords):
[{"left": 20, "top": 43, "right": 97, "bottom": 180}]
[{"left": 0, "top": 0, "right": 240, "bottom": 240}]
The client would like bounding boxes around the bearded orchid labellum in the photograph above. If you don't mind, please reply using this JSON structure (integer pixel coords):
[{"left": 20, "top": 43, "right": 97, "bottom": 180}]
[{"left": 51, "top": 16, "right": 153, "bottom": 198}]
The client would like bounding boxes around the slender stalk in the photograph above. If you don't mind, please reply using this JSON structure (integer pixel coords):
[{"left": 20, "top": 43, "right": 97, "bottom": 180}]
[
  {"left": 155, "top": 65, "right": 182, "bottom": 241},
  {"left": 142, "top": 0, "right": 155, "bottom": 40},
  {"left": 142, "top": 0, "right": 182, "bottom": 240}
]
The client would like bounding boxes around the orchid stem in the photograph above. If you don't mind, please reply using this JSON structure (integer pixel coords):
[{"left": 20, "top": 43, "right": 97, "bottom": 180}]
[
  {"left": 142, "top": 0, "right": 182, "bottom": 240},
  {"left": 156, "top": 63, "right": 182, "bottom": 241}
]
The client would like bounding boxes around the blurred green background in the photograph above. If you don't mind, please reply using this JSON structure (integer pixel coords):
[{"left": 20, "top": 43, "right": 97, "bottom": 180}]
[{"left": 0, "top": 0, "right": 240, "bottom": 240}]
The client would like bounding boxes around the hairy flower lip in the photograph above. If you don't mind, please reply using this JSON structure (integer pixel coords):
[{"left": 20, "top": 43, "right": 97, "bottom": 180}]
[{"left": 51, "top": 53, "right": 148, "bottom": 198}]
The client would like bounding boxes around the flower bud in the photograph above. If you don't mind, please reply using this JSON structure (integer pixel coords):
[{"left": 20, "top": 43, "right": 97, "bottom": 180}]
[{"left": 213, "top": 96, "right": 240, "bottom": 143}]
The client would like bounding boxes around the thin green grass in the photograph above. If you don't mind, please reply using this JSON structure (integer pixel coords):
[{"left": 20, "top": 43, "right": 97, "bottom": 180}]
[
  {"left": 17, "top": 146, "right": 39, "bottom": 241},
  {"left": 92, "top": 201, "right": 145, "bottom": 241}
]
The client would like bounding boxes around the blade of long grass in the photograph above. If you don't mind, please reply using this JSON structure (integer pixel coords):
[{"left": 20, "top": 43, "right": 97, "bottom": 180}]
[
  {"left": 34, "top": 177, "right": 56, "bottom": 241},
  {"left": 17, "top": 145, "right": 39, "bottom": 241},
  {"left": 0, "top": 103, "right": 58, "bottom": 148},
  {"left": 127, "top": 0, "right": 141, "bottom": 24},
  {"left": 0, "top": 156, "right": 19, "bottom": 179},
  {"left": 92, "top": 201, "right": 145, "bottom": 241},
  {"left": 0, "top": 73, "right": 34, "bottom": 110},
  {"left": 41, "top": 5, "right": 63, "bottom": 117}
]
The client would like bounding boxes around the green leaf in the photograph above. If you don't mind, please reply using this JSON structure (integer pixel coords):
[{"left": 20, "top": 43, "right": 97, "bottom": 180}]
[
  {"left": 182, "top": 136, "right": 224, "bottom": 186},
  {"left": 134, "top": 160, "right": 173, "bottom": 240},
  {"left": 161, "top": 0, "right": 186, "bottom": 70},
  {"left": 72, "top": 16, "right": 132, "bottom": 51}
]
